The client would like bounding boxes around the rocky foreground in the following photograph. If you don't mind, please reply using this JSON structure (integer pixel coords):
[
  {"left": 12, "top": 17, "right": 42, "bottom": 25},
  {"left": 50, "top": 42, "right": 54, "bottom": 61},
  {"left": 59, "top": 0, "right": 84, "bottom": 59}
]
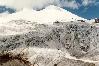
[{"left": 0, "top": 20, "right": 99, "bottom": 66}]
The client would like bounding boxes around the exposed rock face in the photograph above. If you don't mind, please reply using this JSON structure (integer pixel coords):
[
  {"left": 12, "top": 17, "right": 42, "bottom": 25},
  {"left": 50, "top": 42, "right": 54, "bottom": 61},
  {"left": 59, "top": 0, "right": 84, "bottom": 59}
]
[
  {"left": 0, "top": 50, "right": 96, "bottom": 66},
  {"left": 60, "top": 22, "right": 98, "bottom": 58},
  {"left": 0, "top": 53, "right": 31, "bottom": 66},
  {"left": 0, "top": 60, "right": 28, "bottom": 66},
  {"left": 0, "top": 20, "right": 99, "bottom": 66}
]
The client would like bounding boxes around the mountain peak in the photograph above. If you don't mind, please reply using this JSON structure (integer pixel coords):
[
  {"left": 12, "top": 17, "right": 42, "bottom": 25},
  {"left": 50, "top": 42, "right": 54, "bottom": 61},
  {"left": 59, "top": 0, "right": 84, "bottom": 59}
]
[
  {"left": 44, "top": 5, "right": 64, "bottom": 11},
  {"left": 0, "top": 5, "right": 86, "bottom": 25}
]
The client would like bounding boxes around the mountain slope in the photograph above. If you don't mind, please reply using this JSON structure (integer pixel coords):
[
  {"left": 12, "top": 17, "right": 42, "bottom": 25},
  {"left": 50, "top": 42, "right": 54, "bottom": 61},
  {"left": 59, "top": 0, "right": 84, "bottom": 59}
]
[{"left": 0, "top": 21, "right": 99, "bottom": 66}]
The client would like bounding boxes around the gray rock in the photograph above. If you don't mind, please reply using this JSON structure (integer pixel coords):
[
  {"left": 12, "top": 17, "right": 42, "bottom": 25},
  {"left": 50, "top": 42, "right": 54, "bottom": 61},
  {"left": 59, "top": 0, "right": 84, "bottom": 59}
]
[
  {"left": 0, "top": 21, "right": 99, "bottom": 58},
  {"left": 0, "top": 20, "right": 99, "bottom": 66}
]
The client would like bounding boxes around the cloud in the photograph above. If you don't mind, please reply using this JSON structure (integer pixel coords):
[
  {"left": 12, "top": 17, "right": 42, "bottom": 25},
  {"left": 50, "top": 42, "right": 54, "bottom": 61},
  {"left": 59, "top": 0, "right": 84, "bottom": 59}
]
[
  {"left": 82, "top": 0, "right": 96, "bottom": 6},
  {"left": 60, "top": 0, "right": 79, "bottom": 9},
  {"left": 95, "top": 2, "right": 99, "bottom": 6},
  {"left": 0, "top": 0, "right": 79, "bottom": 10}
]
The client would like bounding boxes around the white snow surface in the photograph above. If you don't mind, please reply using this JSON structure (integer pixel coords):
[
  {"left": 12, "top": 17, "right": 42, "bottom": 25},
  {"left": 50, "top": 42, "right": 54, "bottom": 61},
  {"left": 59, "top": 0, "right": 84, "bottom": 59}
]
[{"left": 0, "top": 5, "right": 86, "bottom": 25}]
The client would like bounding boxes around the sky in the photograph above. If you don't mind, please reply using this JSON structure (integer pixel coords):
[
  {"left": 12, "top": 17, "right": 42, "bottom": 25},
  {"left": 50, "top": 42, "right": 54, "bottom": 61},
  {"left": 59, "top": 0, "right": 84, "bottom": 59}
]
[{"left": 0, "top": 0, "right": 98, "bottom": 19}]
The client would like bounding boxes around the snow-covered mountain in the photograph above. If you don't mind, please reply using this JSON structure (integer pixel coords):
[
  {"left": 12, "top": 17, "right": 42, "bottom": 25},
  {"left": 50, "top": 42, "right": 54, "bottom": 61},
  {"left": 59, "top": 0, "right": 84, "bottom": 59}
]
[
  {"left": 0, "top": 5, "right": 86, "bottom": 24},
  {"left": 0, "top": 5, "right": 99, "bottom": 66},
  {"left": 0, "top": 5, "right": 87, "bottom": 36}
]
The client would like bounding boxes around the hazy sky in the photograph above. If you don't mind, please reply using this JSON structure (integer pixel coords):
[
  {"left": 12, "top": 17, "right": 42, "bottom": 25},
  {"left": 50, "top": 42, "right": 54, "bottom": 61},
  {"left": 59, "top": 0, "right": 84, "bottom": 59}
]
[{"left": 0, "top": 0, "right": 99, "bottom": 19}]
